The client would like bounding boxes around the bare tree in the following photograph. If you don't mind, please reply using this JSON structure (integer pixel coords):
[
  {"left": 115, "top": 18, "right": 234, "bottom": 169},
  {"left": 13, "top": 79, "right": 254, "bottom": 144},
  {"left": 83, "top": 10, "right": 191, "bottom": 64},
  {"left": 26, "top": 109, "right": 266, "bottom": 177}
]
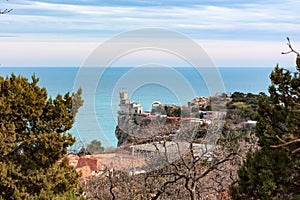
[
  {"left": 83, "top": 113, "right": 249, "bottom": 200},
  {"left": 141, "top": 120, "right": 243, "bottom": 200}
]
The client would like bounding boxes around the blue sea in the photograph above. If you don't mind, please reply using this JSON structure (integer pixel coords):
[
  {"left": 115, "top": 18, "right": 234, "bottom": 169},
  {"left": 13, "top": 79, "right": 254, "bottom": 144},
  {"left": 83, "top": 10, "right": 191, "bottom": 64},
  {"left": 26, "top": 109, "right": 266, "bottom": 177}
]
[{"left": 0, "top": 66, "right": 280, "bottom": 147}]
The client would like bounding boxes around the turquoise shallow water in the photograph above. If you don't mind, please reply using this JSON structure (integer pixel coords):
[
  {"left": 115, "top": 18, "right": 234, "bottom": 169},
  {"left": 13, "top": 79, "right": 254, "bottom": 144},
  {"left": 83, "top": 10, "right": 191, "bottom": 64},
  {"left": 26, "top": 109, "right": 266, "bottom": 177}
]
[{"left": 0, "top": 66, "right": 280, "bottom": 147}]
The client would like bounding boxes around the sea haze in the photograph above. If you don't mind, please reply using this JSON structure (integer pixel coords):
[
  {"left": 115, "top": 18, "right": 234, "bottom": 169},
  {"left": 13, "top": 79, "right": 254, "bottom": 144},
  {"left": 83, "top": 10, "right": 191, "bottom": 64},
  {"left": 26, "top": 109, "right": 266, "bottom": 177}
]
[{"left": 0, "top": 66, "right": 278, "bottom": 147}]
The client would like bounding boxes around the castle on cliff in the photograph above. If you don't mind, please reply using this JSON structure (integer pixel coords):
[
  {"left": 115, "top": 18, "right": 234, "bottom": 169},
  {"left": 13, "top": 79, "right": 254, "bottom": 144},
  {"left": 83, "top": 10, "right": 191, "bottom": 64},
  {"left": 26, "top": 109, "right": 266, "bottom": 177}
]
[{"left": 119, "top": 90, "right": 143, "bottom": 115}]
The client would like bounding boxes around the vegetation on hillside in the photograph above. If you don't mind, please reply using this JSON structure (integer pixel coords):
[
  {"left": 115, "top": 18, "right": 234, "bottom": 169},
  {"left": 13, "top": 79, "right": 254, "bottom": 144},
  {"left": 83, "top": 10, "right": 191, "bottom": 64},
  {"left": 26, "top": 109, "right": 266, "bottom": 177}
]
[
  {"left": 77, "top": 139, "right": 105, "bottom": 156},
  {"left": 226, "top": 92, "right": 260, "bottom": 122}
]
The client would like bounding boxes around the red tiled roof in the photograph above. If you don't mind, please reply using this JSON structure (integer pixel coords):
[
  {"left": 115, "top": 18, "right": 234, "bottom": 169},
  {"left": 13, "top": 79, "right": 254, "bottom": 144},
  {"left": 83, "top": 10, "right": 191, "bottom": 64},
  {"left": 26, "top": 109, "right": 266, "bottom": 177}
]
[{"left": 76, "top": 156, "right": 98, "bottom": 172}]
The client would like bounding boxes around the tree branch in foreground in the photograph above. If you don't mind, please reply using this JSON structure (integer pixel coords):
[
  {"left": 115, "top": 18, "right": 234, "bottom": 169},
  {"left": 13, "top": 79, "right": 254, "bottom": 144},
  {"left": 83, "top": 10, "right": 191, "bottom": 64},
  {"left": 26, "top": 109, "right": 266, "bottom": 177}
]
[
  {"left": 281, "top": 37, "right": 300, "bottom": 56},
  {"left": 270, "top": 138, "right": 300, "bottom": 154},
  {"left": 0, "top": 8, "right": 12, "bottom": 14}
]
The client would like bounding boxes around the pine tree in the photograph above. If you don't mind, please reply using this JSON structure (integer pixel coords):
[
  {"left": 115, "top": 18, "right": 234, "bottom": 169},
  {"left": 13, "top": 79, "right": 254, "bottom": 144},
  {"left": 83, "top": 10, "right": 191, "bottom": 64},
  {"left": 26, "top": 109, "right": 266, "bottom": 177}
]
[
  {"left": 0, "top": 74, "right": 83, "bottom": 199},
  {"left": 230, "top": 40, "right": 300, "bottom": 199}
]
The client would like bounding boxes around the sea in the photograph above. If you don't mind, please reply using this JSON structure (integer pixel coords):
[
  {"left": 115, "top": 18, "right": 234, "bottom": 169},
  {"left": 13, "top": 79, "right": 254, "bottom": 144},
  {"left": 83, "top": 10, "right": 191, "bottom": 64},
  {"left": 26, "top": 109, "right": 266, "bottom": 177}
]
[{"left": 0, "top": 66, "right": 284, "bottom": 148}]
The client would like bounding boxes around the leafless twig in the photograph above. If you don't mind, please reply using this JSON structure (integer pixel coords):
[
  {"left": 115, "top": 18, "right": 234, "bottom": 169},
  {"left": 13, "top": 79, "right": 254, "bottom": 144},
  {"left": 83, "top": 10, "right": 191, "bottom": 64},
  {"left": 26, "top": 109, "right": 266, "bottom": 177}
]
[
  {"left": 281, "top": 37, "right": 300, "bottom": 56},
  {"left": 0, "top": 8, "right": 12, "bottom": 14}
]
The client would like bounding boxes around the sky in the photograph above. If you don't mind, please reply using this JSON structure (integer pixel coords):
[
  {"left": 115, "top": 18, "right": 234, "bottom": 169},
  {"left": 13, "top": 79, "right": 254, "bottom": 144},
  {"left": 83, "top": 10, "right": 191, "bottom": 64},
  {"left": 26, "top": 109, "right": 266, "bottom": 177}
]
[{"left": 1, "top": 0, "right": 300, "bottom": 67}]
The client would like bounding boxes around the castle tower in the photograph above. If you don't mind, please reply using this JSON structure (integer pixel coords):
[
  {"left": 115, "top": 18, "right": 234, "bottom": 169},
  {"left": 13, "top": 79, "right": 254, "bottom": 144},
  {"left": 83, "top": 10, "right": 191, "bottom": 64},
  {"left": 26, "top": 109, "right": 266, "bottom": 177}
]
[{"left": 119, "top": 90, "right": 130, "bottom": 114}]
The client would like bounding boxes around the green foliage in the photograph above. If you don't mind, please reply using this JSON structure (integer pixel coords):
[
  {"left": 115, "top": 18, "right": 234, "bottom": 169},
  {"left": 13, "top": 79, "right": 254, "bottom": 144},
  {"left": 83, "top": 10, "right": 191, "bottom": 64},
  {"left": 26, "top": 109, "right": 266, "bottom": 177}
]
[
  {"left": 77, "top": 147, "right": 91, "bottom": 157},
  {"left": 205, "top": 104, "right": 212, "bottom": 111},
  {"left": 87, "top": 139, "right": 104, "bottom": 154},
  {"left": 230, "top": 92, "right": 260, "bottom": 110},
  {"left": 0, "top": 74, "right": 83, "bottom": 199},
  {"left": 164, "top": 105, "right": 181, "bottom": 117},
  {"left": 230, "top": 65, "right": 300, "bottom": 199},
  {"left": 226, "top": 92, "right": 260, "bottom": 121},
  {"left": 181, "top": 108, "right": 190, "bottom": 117},
  {"left": 231, "top": 149, "right": 293, "bottom": 200},
  {"left": 151, "top": 105, "right": 166, "bottom": 115},
  {"left": 26, "top": 189, "right": 86, "bottom": 200},
  {"left": 297, "top": 55, "right": 300, "bottom": 70}
]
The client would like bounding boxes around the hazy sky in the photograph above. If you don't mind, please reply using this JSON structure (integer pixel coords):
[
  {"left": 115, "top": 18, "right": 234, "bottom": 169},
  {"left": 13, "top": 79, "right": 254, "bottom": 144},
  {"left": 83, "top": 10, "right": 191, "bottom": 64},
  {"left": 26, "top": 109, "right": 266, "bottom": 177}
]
[{"left": 1, "top": 0, "right": 300, "bottom": 67}]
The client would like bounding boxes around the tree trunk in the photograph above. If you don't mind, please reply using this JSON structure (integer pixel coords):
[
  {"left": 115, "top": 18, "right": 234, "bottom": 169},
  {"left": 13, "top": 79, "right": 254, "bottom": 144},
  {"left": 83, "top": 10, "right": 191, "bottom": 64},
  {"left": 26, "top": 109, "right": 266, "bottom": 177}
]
[{"left": 185, "top": 178, "right": 197, "bottom": 200}]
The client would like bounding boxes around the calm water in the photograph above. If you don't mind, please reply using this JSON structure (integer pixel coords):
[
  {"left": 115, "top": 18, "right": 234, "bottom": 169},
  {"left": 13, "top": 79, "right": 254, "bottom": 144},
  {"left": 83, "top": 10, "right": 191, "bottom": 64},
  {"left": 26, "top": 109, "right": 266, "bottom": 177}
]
[{"left": 0, "top": 66, "right": 280, "bottom": 147}]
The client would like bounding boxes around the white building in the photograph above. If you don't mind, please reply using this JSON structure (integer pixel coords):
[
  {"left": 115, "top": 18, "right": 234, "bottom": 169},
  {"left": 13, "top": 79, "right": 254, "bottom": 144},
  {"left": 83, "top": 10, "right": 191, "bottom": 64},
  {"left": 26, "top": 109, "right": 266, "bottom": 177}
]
[{"left": 119, "top": 90, "right": 143, "bottom": 115}]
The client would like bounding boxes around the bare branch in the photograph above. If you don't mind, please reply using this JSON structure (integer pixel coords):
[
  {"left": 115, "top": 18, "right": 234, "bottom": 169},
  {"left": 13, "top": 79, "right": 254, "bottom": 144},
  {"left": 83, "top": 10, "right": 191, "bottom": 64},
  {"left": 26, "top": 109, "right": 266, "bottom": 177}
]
[
  {"left": 281, "top": 37, "right": 300, "bottom": 56},
  {"left": 151, "top": 175, "right": 184, "bottom": 200},
  {"left": 270, "top": 138, "right": 300, "bottom": 153},
  {"left": 271, "top": 138, "right": 300, "bottom": 148},
  {"left": 0, "top": 8, "right": 12, "bottom": 14},
  {"left": 292, "top": 147, "right": 300, "bottom": 154},
  {"left": 196, "top": 152, "right": 237, "bottom": 182},
  {"left": 275, "top": 135, "right": 288, "bottom": 144}
]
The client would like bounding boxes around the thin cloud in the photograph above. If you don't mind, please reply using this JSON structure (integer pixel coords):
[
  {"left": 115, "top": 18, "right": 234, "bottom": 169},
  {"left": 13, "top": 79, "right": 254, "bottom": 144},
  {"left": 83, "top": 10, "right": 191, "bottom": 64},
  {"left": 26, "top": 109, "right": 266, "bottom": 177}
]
[
  {"left": 1, "top": 0, "right": 300, "bottom": 67},
  {"left": 2, "top": 0, "right": 299, "bottom": 40}
]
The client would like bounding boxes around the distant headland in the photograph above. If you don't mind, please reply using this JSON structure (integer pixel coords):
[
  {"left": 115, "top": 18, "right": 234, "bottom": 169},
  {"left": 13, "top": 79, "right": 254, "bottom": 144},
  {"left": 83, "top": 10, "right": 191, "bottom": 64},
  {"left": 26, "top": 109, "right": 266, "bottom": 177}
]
[{"left": 115, "top": 89, "right": 227, "bottom": 147}]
